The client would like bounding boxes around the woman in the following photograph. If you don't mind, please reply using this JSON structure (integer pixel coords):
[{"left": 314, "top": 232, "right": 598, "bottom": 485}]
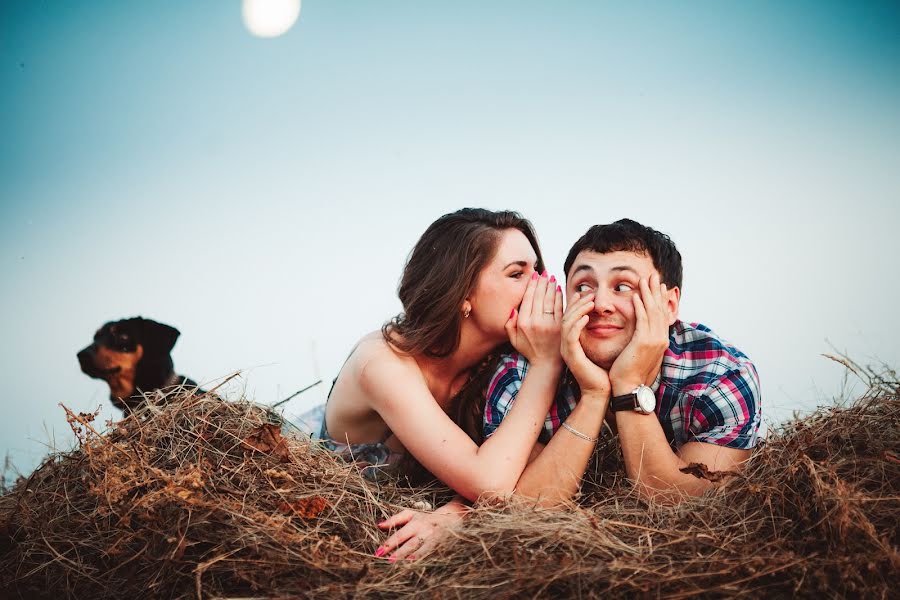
[{"left": 317, "top": 208, "right": 563, "bottom": 551}]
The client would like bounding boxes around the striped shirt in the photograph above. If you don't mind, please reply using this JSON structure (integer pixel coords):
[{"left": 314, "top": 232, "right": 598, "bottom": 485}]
[{"left": 483, "top": 320, "right": 762, "bottom": 449}]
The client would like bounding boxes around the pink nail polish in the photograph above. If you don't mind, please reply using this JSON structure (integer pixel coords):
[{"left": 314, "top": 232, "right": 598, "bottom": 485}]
[
  {"left": 557, "top": 285, "right": 561, "bottom": 292},
  {"left": 509, "top": 308, "right": 515, "bottom": 318},
  {"left": 531, "top": 272, "right": 538, "bottom": 280},
  {"left": 407, "top": 555, "right": 416, "bottom": 561},
  {"left": 550, "top": 275, "right": 556, "bottom": 282},
  {"left": 374, "top": 547, "right": 385, "bottom": 557},
  {"left": 541, "top": 269, "right": 548, "bottom": 277}
]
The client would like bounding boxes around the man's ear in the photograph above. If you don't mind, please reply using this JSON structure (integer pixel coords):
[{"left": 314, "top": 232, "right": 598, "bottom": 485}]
[
  {"left": 140, "top": 319, "right": 180, "bottom": 354},
  {"left": 666, "top": 286, "right": 681, "bottom": 326}
]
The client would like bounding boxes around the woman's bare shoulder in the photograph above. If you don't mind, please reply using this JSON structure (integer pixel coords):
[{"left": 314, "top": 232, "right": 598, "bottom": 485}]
[
  {"left": 352, "top": 333, "right": 423, "bottom": 397},
  {"left": 352, "top": 331, "right": 414, "bottom": 364}
]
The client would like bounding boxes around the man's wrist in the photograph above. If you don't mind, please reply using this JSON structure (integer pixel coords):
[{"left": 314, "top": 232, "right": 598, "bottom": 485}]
[
  {"left": 611, "top": 380, "right": 643, "bottom": 397},
  {"left": 579, "top": 389, "right": 610, "bottom": 405}
]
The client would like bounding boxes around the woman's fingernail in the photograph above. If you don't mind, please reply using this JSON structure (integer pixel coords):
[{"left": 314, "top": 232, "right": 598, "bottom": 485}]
[
  {"left": 550, "top": 275, "right": 556, "bottom": 282},
  {"left": 557, "top": 285, "right": 561, "bottom": 293},
  {"left": 374, "top": 547, "right": 385, "bottom": 557},
  {"left": 407, "top": 555, "right": 415, "bottom": 561},
  {"left": 531, "top": 272, "right": 538, "bottom": 280},
  {"left": 542, "top": 269, "right": 548, "bottom": 277},
  {"left": 509, "top": 308, "right": 515, "bottom": 318}
]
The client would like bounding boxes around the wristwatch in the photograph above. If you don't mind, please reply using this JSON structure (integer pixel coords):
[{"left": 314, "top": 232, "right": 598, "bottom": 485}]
[{"left": 611, "top": 384, "right": 656, "bottom": 414}]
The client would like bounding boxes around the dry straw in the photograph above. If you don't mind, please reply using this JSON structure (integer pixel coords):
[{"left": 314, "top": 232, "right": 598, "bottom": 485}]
[{"left": 1, "top": 359, "right": 898, "bottom": 599}]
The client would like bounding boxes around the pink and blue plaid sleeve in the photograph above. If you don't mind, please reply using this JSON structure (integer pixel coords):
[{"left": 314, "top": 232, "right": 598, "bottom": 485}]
[
  {"left": 482, "top": 352, "right": 528, "bottom": 439},
  {"left": 689, "top": 363, "right": 762, "bottom": 449}
]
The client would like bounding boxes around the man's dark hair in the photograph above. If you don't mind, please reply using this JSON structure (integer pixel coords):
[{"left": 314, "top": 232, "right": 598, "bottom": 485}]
[{"left": 563, "top": 219, "right": 683, "bottom": 289}]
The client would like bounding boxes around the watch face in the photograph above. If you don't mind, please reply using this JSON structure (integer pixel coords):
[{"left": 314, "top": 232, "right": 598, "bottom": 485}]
[{"left": 636, "top": 386, "right": 656, "bottom": 414}]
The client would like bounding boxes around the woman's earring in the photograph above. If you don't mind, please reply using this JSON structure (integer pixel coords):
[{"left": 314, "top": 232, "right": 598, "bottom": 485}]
[{"left": 463, "top": 306, "right": 471, "bottom": 319}]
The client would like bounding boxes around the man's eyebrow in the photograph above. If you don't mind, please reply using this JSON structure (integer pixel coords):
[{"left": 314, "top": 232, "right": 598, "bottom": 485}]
[
  {"left": 569, "top": 264, "right": 640, "bottom": 279},
  {"left": 570, "top": 264, "right": 595, "bottom": 277}
]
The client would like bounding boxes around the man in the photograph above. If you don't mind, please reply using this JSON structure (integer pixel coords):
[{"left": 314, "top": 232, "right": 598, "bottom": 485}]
[{"left": 483, "top": 218, "right": 762, "bottom": 503}]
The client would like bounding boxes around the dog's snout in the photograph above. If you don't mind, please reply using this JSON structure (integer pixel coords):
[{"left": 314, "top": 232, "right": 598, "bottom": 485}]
[{"left": 77, "top": 346, "right": 97, "bottom": 373}]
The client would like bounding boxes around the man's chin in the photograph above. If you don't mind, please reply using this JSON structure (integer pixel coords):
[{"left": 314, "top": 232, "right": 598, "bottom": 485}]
[
  {"left": 580, "top": 332, "right": 628, "bottom": 370},
  {"left": 582, "top": 345, "right": 618, "bottom": 371}
]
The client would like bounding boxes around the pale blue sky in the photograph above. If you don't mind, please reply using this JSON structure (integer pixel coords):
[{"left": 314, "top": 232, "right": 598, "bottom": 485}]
[{"left": 2, "top": 1, "right": 899, "bottom": 479}]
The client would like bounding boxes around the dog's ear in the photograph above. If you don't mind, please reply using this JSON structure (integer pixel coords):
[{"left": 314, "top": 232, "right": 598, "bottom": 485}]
[{"left": 139, "top": 319, "right": 181, "bottom": 354}]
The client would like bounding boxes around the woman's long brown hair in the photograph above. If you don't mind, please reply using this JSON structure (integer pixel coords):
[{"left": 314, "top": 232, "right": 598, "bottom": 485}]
[
  {"left": 383, "top": 208, "right": 545, "bottom": 484},
  {"left": 383, "top": 208, "right": 545, "bottom": 358}
]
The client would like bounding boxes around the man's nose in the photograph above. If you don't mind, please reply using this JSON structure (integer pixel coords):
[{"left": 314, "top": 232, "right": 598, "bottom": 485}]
[{"left": 593, "top": 288, "right": 616, "bottom": 315}]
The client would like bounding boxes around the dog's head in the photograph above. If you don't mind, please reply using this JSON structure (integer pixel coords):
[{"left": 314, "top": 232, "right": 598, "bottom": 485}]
[{"left": 77, "top": 317, "right": 180, "bottom": 410}]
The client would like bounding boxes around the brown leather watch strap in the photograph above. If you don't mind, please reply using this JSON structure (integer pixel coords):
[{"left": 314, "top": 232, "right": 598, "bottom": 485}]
[{"left": 610, "top": 393, "right": 636, "bottom": 412}]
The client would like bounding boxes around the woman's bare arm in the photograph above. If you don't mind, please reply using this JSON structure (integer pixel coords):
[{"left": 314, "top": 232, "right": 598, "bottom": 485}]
[{"left": 364, "top": 354, "right": 561, "bottom": 501}]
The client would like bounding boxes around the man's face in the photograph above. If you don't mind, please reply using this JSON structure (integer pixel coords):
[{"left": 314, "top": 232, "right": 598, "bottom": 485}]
[{"left": 565, "top": 250, "right": 677, "bottom": 370}]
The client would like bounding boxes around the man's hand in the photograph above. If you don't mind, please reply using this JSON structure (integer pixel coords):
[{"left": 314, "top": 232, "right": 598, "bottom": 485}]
[
  {"left": 560, "top": 291, "right": 610, "bottom": 395},
  {"left": 609, "top": 272, "right": 670, "bottom": 394}
]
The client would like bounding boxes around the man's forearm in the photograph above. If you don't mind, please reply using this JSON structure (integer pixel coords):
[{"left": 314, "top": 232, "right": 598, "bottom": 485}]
[
  {"left": 514, "top": 391, "right": 609, "bottom": 506},
  {"left": 614, "top": 410, "right": 711, "bottom": 500}
]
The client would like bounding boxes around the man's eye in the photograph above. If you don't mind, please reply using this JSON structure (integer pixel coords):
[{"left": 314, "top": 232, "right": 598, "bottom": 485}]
[
  {"left": 575, "top": 283, "right": 593, "bottom": 293},
  {"left": 614, "top": 283, "right": 634, "bottom": 292}
]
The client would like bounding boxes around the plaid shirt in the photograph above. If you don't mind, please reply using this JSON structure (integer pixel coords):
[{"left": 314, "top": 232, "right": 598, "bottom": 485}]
[{"left": 483, "top": 320, "right": 762, "bottom": 449}]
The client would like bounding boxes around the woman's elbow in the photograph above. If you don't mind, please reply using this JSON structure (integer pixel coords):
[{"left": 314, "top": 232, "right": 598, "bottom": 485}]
[{"left": 456, "top": 474, "right": 517, "bottom": 503}]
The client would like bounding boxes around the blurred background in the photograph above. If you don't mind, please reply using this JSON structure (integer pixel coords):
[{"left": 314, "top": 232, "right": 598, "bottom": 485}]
[{"left": 2, "top": 0, "right": 899, "bottom": 480}]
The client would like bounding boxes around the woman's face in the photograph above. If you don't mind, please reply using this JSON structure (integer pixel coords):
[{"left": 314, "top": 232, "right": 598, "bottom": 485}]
[{"left": 467, "top": 228, "right": 539, "bottom": 341}]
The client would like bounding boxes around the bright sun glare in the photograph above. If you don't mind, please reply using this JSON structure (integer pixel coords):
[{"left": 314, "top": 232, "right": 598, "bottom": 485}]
[{"left": 242, "top": 0, "right": 301, "bottom": 38}]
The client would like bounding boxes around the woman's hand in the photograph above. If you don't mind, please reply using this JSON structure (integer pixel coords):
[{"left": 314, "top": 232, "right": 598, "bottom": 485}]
[
  {"left": 560, "top": 290, "right": 611, "bottom": 395},
  {"left": 506, "top": 271, "right": 563, "bottom": 368},
  {"left": 375, "top": 499, "right": 469, "bottom": 561},
  {"left": 609, "top": 272, "right": 670, "bottom": 393}
]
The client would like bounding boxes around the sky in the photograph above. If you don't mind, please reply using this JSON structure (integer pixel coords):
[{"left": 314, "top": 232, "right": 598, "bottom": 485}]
[{"left": 2, "top": 1, "right": 899, "bottom": 480}]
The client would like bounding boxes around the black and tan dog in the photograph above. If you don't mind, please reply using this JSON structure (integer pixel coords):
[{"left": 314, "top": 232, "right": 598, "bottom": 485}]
[{"left": 77, "top": 317, "right": 201, "bottom": 413}]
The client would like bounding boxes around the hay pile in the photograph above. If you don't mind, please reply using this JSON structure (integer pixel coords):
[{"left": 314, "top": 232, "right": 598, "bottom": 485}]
[{"left": 1, "top": 365, "right": 898, "bottom": 599}]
